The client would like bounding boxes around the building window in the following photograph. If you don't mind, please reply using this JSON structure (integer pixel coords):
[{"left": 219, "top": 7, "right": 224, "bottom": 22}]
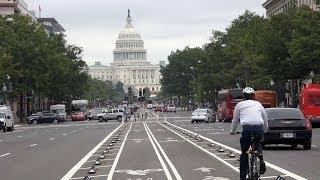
[
  {"left": 156, "top": 87, "right": 159, "bottom": 91},
  {"left": 152, "top": 87, "right": 155, "bottom": 91}
]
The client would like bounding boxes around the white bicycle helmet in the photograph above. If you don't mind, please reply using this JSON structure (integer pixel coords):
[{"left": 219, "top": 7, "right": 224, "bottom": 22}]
[{"left": 242, "top": 87, "right": 254, "bottom": 94}]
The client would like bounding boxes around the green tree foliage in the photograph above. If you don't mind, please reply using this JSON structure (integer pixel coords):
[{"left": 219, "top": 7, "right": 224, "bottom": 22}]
[
  {"left": 161, "top": 6, "right": 320, "bottom": 105},
  {"left": 0, "top": 14, "right": 88, "bottom": 106}
]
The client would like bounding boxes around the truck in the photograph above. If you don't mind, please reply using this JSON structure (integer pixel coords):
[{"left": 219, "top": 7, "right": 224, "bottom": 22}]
[
  {"left": 254, "top": 90, "right": 277, "bottom": 108},
  {"left": 50, "top": 104, "right": 67, "bottom": 122}
]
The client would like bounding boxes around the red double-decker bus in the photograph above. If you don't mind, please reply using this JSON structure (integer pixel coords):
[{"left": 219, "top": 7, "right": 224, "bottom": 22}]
[
  {"left": 217, "top": 88, "right": 243, "bottom": 122},
  {"left": 300, "top": 84, "right": 320, "bottom": 125}
]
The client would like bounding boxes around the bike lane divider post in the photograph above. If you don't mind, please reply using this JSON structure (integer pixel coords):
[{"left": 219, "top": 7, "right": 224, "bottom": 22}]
[
  {"left": 164, "top": 121, "right": 308, "bottom": 180},
  {"left": 60, "top": 123, "right": 124, "bottom": 180}
]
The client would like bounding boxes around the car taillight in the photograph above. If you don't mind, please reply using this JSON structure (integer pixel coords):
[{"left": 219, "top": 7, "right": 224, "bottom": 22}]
[
  {"left": 306, "top": 115, "right": 313, "bottom": 119},
  {"left": 305, "top": 119, "right": 312, "bottom": 131}
]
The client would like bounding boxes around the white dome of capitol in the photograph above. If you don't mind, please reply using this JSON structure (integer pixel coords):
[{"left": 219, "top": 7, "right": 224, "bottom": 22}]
[{"left": 117, "top": 10, "right": 142, "bottom": 40}]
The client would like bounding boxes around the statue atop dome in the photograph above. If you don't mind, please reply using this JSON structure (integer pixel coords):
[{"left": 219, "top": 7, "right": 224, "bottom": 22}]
[
  {"left": 126, "top": 9, "right": 132, "bottom": 26},
  {"left": 127, "top": 9, "right": 131, "bottom": 18}
]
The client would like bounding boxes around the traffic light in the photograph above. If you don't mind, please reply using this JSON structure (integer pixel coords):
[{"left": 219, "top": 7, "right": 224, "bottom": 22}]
[
  {"left": 139, "top": 89, "right": 142, "bottom": 97},
  {"left": 143, "top": 88, "right": 146, "bottom": 97}
]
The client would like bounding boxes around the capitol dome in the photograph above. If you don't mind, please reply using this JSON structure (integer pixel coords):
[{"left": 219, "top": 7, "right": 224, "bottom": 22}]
[{"left": 113, "top": 9, "right": 147, "bottom": 64}]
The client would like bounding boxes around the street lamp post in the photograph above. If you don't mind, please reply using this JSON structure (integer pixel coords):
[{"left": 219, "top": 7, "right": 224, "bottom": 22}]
[
  {"left": 310, "top": 70, "right": 315, "bottom": 83},
  {"left": 2, "top": 74, "right": 11, "bottom": 106}
]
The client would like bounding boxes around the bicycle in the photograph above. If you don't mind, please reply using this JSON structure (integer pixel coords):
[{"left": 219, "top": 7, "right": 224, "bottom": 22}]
[{"left": 246, "top": 135, "right": 261, "bottom": 180}]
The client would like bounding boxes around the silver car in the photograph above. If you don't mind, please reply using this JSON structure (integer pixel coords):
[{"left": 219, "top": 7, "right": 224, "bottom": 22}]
[
  {"left": 191, "top": 109, "right": 215, "bottom": 123},
  {"left": 97, "top": 108, "right": 124, "bottom": 122}
]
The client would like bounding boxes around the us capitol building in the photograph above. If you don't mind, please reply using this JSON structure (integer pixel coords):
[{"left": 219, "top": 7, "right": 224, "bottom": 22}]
[{"left": 87, "top": 10, "right": 162, "bottom": 95}]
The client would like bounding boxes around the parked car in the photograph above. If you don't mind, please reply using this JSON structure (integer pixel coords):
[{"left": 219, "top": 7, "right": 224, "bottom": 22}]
[
  {"left": 166, "top": 105, "right": 176, "bottom": 113},
  {"left": 71, "top": 112, "right": 86, "bottom": 121},
  {"left": 147, "top": 104, "right": 153, "bottom": 109},
  {"left": 191, "top": 109, "right": 215, "bottom": 123},
  {"left": 28, "top": 112, "right": 63, "bottom": 124},
  {"left": 88, "top": 109, "right": 102, "bottom": 120},
  {"left": 155, "top": 105, "right": 166, "bottom": 112},
  {"left": 264, "top": 108, "right": 312, "bottom": 150},
  {"left": 97, "top": 108, "right": 124, "bottom": 122},
  {"left": 0, "top": 110, "right": 14, "bottom": 132}
]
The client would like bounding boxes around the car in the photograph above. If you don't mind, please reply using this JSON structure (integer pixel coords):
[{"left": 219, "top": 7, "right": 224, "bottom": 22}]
[
  {"left": 155, "top": 105, "right": 168, "bottom": 112},
  {"left": 147, "top": 104, "right": 153, "bottom": 109},
  {"left": 166, "top": 105, "right": 176, "bottom": 113},
  {"left": 263, "top": 108, "right": 312, "bottom": 150},
  {"left": 191, "top": 109, "right": 215, "bottom": 123},
  {"left": 97, "top": 108, "right": 124, "bottom": 122},
  {"left": 88, "top": 109, "right": 102, "bottom": 120},
  {"left": 71, "top": 112, "right": 86, "bottom": 121},
  {"left": 28, "top": 112, "right": 63, "bottom": 124}
]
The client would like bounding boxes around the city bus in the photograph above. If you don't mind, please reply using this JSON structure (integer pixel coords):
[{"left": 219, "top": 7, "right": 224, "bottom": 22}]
[
  {"left": 217, "top": 88, "right": 243, "bottom": 122},
  {"left": 254, "top": 90, "right": 277, "bottom": 108},
  {"left": 300, "top": 84, "right": 320, "bottom": 125},
  {"left": 71, "top": 100, "right": 89, "bottom": 118}
]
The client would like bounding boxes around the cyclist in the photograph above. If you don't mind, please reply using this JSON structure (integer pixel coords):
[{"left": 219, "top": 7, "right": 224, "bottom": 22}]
[{"left": 230, "top": 87, "right": 268, "bottom": 180}]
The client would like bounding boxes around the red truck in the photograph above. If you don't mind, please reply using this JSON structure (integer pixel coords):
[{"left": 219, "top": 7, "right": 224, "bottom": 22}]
[{"left": 300, "top": 84, "right": 320, "bottom": 125}]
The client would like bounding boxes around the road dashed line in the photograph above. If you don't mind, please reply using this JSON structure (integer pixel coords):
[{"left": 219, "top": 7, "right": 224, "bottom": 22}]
[{"left": 29, "top": 144, "right": 37, "bottom": 147}]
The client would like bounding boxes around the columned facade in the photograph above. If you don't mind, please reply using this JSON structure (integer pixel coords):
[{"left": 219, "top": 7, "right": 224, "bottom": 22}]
[{"left": 87, "top": 10, "right": 161, "bottom": 95}]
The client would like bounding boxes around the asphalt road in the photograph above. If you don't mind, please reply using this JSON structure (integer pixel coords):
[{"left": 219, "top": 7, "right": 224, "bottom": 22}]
[{"left": 0, "top": 111, "right": 319, "bottom": 180}]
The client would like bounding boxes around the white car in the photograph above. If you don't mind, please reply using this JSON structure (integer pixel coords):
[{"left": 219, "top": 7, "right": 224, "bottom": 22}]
[
  {"left": 191, "top": 109, "right": 215, "bottom": 123},
  {"left": 0, "top": 106, "right": 14, "bottom": 132},
  {"left": 147, "top": 104, "right": 153, "bottom": 109},
  {"left": 166, "top": 105, "right": 176, "bottom": 113}
]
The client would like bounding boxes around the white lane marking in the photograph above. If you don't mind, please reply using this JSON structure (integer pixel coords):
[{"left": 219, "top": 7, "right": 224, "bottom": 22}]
[
  {"left": 159, "top": 122, "right": 239, "bottom": 172},
  {"left": 29, "top": 144, "right": 37, "bottom": 147},
  {"left": 79, "top": 165, "right": 112, "bottom": 170},
  {"left": 15, "top": 130, "right": 22, "bottom": 132},
  {"left": 45, "top": 130, "right": 49, "bottom": 132},
  {"left": 311, "top": 145, "right": 317, "bottom": 148},
  {"left": 60, "top": 123, "right": 123, "bottom": 180},
  {"left": 107, "top": 123, "right": 132, "bottom": 180},
  {"left": 62, "top": 133, "right": 67, "bottom": 136},
  {"left": 202, "top": 177, "right": 230, "bottom": 180},
  {"left": 49, "top": 138, "right": 55, "bottom": 141},
  {"left": 0, "top": 140, "right": 3, "bottom": 142},
  {"left": 143, "top": 122, "right": 173, "bottom": 180},
  {"left": 115, "top": 169, "right": 164, "bottom": 175},
  {"left": 32, "top": 132, "right": 38, "bottom": 134},
  {"left": 166, "top": 122, "right": 308, "bottom": 180},
  {"left": 70, "top": 174, "right": 108, "bottom": 180},
  {"left": 222, "top": 158, "right": 237, "bottom": 161},
  {"left": 145, "top": 122, "right": 183, "bottom": 180},
  {"left": 0, "top": 153, "right": 10, "bottom": 158},
  {"left": 17, "top": 135, "right": 23, "bottom": 138},
  {"left": 194, "top": 167, "right": 215, "bottom": 173},
  {"left": 72, "top": 131, "right": 76, "bottom": 133},
  {"left": 260, "top": 175, "right": 289, "bottom": 179}
]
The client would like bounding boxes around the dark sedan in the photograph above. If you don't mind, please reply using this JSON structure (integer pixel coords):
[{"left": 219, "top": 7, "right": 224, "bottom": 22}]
[
  {"left": 27, "top": 112, "right": 63, "bottom": 124},
  {"left": 264, "top": 108, "right": 312, "bottom": 150}
]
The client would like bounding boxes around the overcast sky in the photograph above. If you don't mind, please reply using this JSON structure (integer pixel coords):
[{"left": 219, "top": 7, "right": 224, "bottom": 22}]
[{"left": 25, "top": 0, "right": 266, "bottom": 66}]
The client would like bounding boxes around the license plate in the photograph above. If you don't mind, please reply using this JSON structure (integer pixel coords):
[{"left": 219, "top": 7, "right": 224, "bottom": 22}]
[{"left": 282, "top": 133, "right": 294, "bottom": 138}]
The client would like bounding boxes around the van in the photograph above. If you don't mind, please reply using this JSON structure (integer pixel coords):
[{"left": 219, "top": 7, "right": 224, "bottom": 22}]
[{"left": 0, "top": 105, "right": 14, "bottom": 132}]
